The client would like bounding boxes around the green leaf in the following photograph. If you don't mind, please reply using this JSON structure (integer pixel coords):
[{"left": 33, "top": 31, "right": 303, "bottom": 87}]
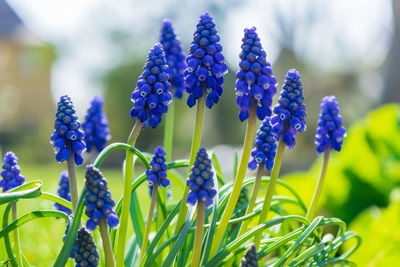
[
  {"left": 0, "top": 181, "right": 42, "bottom": 205},
  {"left": 211, "top": 153, "right": 225, "bottom": 186}
]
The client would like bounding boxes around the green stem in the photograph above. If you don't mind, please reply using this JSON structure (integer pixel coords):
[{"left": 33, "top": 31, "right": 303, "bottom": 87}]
[
  {"left": 163, "top": 98, "right": 175, "bottom": 162},
  {"left": 191, "top": 201, "right": 205, "bottom": 267},
  {"left": 67, "top": 150, "right": 79, "bottom": 212},
  {"left": 12, "top": 201, "right": 22, "bottom": 267},
  {"left": 99, "top": 219, "right": 115, "bottom": 267},
  {"left": 116, "top": 120, "right": 143, "bottom": 267},
  {"left": 237, "top": 163, "right": 265, "bottom": 237},
  {"left": 209, "top": 104, "right": 257, "bottom": 258},
  {"left": 174, "top": 92, "right": 206, "bottom": 235},
  {"left": 254, "top": 137, "right": 286, "bottom": 249},
  {"left": 140, "top": 183, "right": 158, "bottom": 262},
  {"left": 306, "top": 149, "right": 331, "bottom": 220}
]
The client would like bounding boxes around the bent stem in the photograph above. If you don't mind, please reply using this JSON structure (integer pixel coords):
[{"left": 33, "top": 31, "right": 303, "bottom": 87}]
[
  {"left": 306, "top": 149, "right": 331, "bottom": 220},
  {"left": 253, "top": 137, "right": 285, "bottom": 249},
  {"left": 191, "top": 201, "right": 205, "bottom": 267},
  {"left": 66, "top": 151, "right": 79, "bottom": 212},
  {"left": 140, "top": 183, "right": 158, "bottom": 262},
  {"left": 209, "top": 104, "right": 257, "bottom": 258},
  {"left": 174, "top": 92, "right": 206, "bottom": 235},
  {"left": 99, "top": 219, "right": 115, "bottom": 267},
  {"left": 116, "top": 120, "right": 144, "bottom": 267},
  {"left": 237, "top": 163, "right": 265, "bottom": 237},
  {"left": 12, "top": 201, "right": 22, "bottom": 267}
]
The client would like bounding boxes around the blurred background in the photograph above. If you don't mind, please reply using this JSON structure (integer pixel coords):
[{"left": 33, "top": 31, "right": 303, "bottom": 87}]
[{"left": 0, "top": 0, "right": 399, "bottom": 265}]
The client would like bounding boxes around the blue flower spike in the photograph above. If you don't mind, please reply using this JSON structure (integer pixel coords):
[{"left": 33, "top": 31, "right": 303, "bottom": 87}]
[
  {"left": 147, "top": 146, "right": 169, "bottom": 194},
  {"left": 84, "top": 165, "right": 119, "bottom": 230},
  {"left": 82, "top": 95, "right": 111, "bottom": 153},
  {"left": 130, "top": 44, "right": 172, "bottom": 129},
  {"left": 50, "top": 95, "right": 86, "bottom": 165},
  {"left": 315, "top": 96, "right": 346, "bottom": 153},
  {"left": 186, "top": 147, "right": 216, "bottom": 207},
  {"left": 0, "top": 151, "right": 25, "bottom": 192},
  {"left": 236, "top": 27, "right": 277, "bottom": 122},
  {"left": 271, "top": 69, "right": 306, "bottom": 149},
  {"left": 248, "top": 118, "right": 277, "bottom": 171},
  {"left": 185, "top": 13, "right": 228, "bottom": 109},
  {"left": 54, "top": 170, "right": 72, "bottom": 215},
  {"left": 73, "top": 227, "right": 99, "bottom": 267},
  {"left": 160, "top": 19, "right": 186, "bottom": 98},
  {"left": 240, "top": 243, "right": 258, "bottom": 267}
]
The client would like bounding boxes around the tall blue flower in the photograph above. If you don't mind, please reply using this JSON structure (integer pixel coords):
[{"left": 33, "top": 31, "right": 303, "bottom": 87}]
[
  {"left": 271, "top": 69, "right": 306, "bottom": 149},
  {"left": 186, "top": 148, "right": 216, "bottom": 207},
  {"left": 130, "top": 44, "right": 172, "bottom": 129},
  {"left": 147, "top": 146, "right": 169, "bottom": 192},
  {"left": 55, "top": 170, "right": 72, "bottom": 215},
  {"left": 0, "top": 152, "right": 25, "bottom": 192},
  {"left": 315, "top": 96, "right": 346, "bottom": 153},
  {"left": 240, "top": 243, "right": 258, "bottom": 267},
  {"left": 73, "top": 227, "right": 99, "bottom": 267},
  {"left": 185, "top": 13, "right": 228, "bottom": 109},
  {"left": 160, "top": 19, "right": 186, "bottom": 98},
  {"left": 82, "top": 95, "right": 111, "bottom": 153},
  {"left": 84, "top": 165, "right": 119, "bottom": 230},
  {"left": 236, "top": 27, "right": 277, "bottom": 121},
  {"left": 248, "top": 118, "right": 277, "bottom": 171},
  {"left": 50, "top": 95, "right": 86, "bottom": 165}
]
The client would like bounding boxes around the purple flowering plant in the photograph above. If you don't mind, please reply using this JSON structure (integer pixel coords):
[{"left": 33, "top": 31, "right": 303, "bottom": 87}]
[{"left": 0, "top": 12, "right": 360, "bottom": 267}]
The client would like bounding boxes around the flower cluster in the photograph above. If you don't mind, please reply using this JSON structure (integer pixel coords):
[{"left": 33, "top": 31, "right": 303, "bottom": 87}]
[
  {"left": 271, "top": 69, "right": 306, "bottom": 148},
  {"left": 240, "top": 243, "right": 258, "bottom": 267},
  {"left": 84, "top": 165, "right": 119, "bottom": 230},
  {"left": 73, "top": 227, "right": 99, "bottom": 267},
  {"left": 50, "top": 95, "right": 86, "bottom": 165},
  {"left": 315, "top": 96, "right": 346, "bottom": 153},
  {"left": 55, "top": 170, "right": 72, "bottom": 215},
  {"left": 82, "top": 95, "right": 111, "bottom": 153},
  {"left": 147, "top": 146, "right": 169, "bottom": 194},
  {"left": 0, "top": 152, "right": 25, "bottom": 192},
  {"left": 185, "top": 13, "right": 227, "bottom": 109},
  {"left": 160, "top": 19, "right": 186, "bottom": 98},
  {"left": 236, "top": 27, "right": 277, "bottom": 121},
  {"left": 248, "top": 118, "right": 277, "bottom": 171},
  {"left": 130, "top": 44, "right": 172, "bottom": 129},
  {"left": 186, "top": 148, "right": 216, "bottom": 207}
]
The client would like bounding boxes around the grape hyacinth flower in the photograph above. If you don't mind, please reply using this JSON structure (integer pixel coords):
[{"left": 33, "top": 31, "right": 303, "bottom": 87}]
[
  {"left": 186, "top": 148, "right": 217, "bottom": 207},
  {"left": 50, "top": 95, "right": 86, "bottom": 165},
  {"left": 271, "top": 69, "right": 306, "bottom": 148},
  {"left": 130, "top": 44, "right": 172, "bottom": 129},
  {"left": 73, "top": 227, "right": 99, "bottom": 267},
  {"left": 185, "top": 12, "right": 228, "bottom": 108},
  {"left": 82, "top": 95, "right": 111, "bottom": 153},
  {"left": 236, "top": 27, "right": 277, "bottom": 121},
  {"left": 54, "top": 170, "right": 72, "bottom": 215},
  {"left": 0, "top": 152, "right": 25, "bottom": 192},
  {"left": 240, "top": 243, "right": 258, "bottom": 267},
  {"left": 315, "top": 96, "right": 346, "bottom": 153},
  {"left": 84, "top": 165, "right": 119, "bottom": 230},
  {"left": 147, "top": 146, "right": 169, "bottom": 189},
  {"left": 248, "top": 118, "right": 277, "bottom": 171},
  {"left": 160, "top": 19, "right": 186, "bottom": 98}
]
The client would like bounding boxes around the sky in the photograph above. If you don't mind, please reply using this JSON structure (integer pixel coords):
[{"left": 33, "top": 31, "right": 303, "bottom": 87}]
[{"left": 8, "top": 0, "right": 394, "bottom": 113}]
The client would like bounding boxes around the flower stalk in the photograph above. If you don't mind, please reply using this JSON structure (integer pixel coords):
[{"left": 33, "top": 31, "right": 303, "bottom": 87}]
[
  {"left": 99, "top": 218, "right": 115, "bottom": 267},
  {"left": 191, "top": 201, "right": 205, "bottom": 267},
  {"left": 140, "top": 183, "right": 158, "bottom": 262},
  {"left": 12, "top": 201, "right": 22, "bottom": 267},
  {"left": 163, "top": 99, "right": 175, "bottom": 162},
  {"left": 66, "top": 151, "right": 78, "bottom": 212}
]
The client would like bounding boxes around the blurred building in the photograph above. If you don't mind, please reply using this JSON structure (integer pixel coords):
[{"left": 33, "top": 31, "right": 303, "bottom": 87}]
[{"left": 0, "top": 0, "right": 55, "bottom": 158}]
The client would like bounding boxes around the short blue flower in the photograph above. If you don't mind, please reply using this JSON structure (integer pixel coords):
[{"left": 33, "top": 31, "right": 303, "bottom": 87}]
[
  {"left": 186, "top": 148, "right": 216, "bottom": 207},
  {"left": 146, "top": 146, "right": 169, "bottom": 191},
  {"left": 315, "top": 96, "right": 346, "bottom": 153},
  {"left": 271, "top": 69, "right": 306, "bottom": 149},
  {"left": 0, "top": 152, "right": 25, "bottom": 192},
  {"left": 84, "top": 165, "right": 119, "bottom": 230},
  {"left": 55, "top": 170, "right": 72, "bottom": 215},
  {"left": 185, "top": 13, "right": 228, "bottom": 109},
  {"left": 50, "top": 95, "right": 86, "bottom": 165},
  {"left": 236, "top": 27, "right": 277, "bottom": 121},
  {"left": 73, "top": 227, "right": 99, "bottom": 267},
  {"left": 82, "top": 95, "right": 111, "bottom": 153},
  {"left": 130, "top": 44, "right": 172, "bottom": 129},
  {"left": 160, "top": 19, "right": 186, "bottom": 98},
  {"left": 240, "top": 243, "right": 258, "bottom": 267},
  {"left": 248, "top": 118, "right": 277, "bottom": 171}
]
